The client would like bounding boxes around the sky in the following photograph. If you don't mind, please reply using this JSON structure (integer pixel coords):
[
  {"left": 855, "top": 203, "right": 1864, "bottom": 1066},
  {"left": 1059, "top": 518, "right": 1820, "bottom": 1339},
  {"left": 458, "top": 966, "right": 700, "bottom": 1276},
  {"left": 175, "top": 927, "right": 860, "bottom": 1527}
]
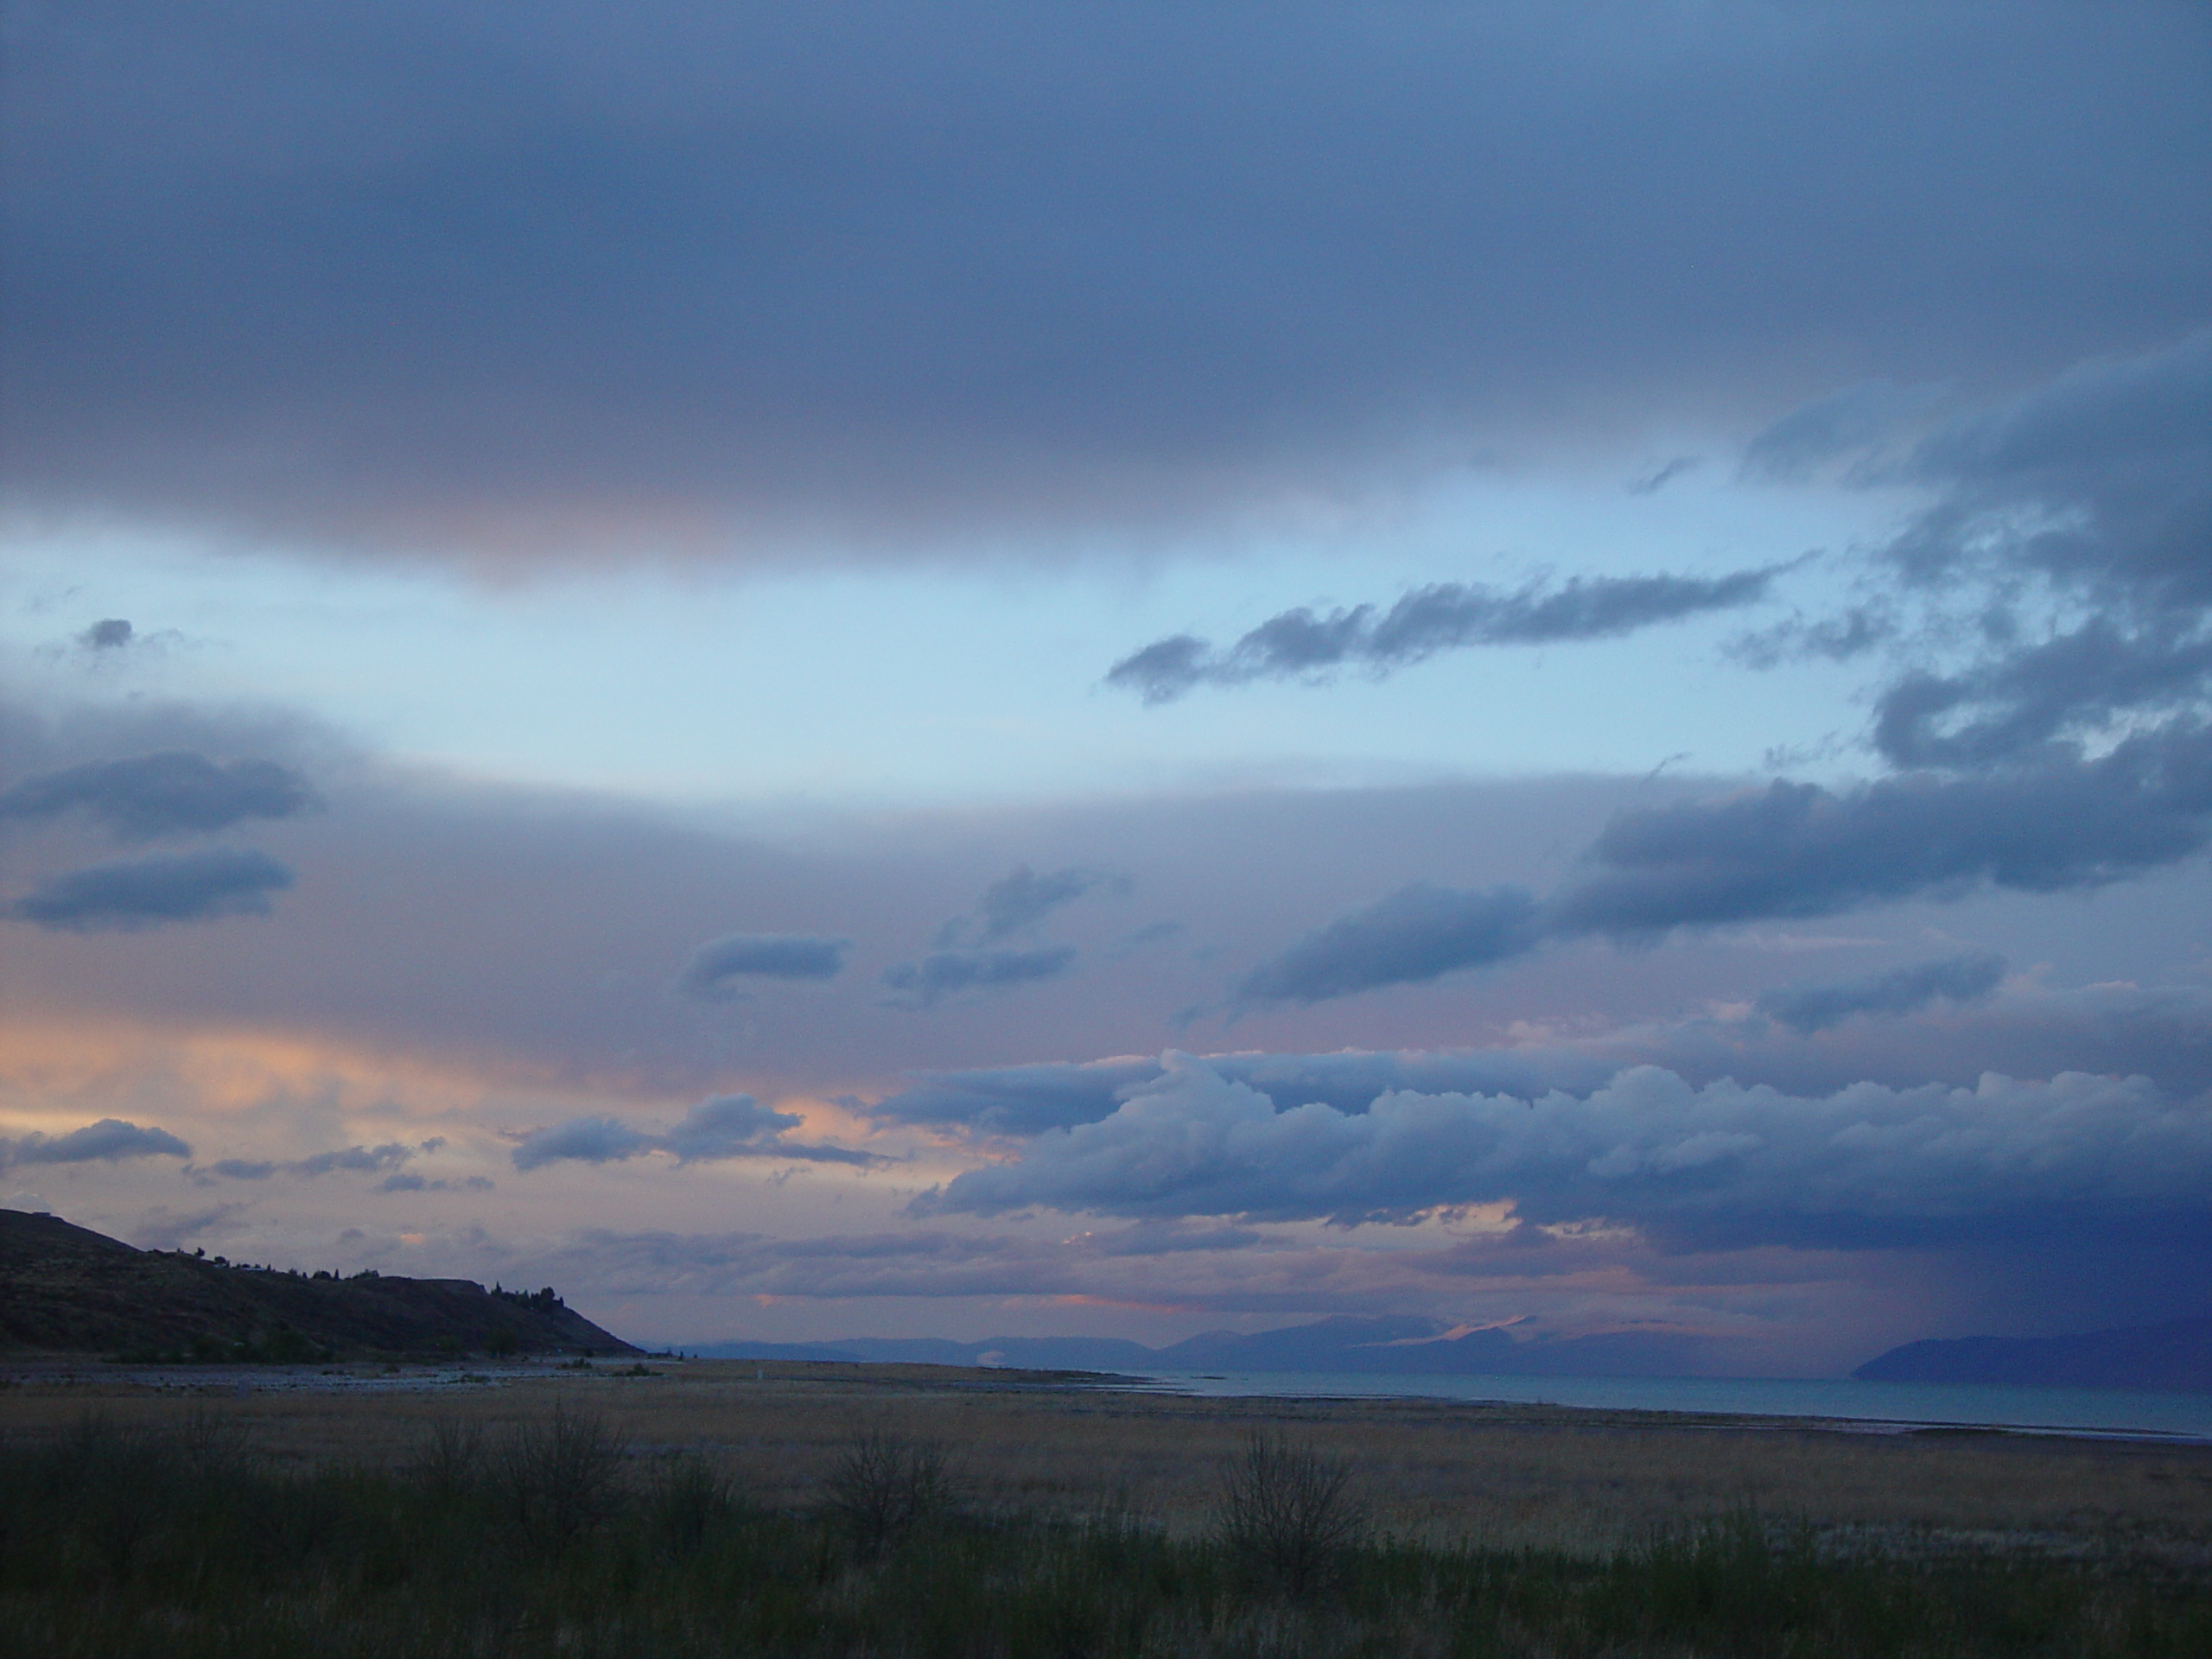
[{"left": 2, "top": 1, "right": 2209, "bottom": 1376}]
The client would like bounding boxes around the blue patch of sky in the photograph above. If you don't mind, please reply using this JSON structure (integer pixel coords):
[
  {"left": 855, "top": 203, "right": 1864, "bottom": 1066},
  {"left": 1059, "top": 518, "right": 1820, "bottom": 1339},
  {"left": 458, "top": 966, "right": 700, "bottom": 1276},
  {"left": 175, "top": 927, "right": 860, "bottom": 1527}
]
[{"left": 1, "top": 460, "right": 1910, "bottom": 810}]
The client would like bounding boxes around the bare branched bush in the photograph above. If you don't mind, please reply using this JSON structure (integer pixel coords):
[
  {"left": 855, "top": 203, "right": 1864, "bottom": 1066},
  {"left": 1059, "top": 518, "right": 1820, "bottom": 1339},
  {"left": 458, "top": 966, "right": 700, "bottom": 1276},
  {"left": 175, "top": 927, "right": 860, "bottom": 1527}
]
[
  {"left": 1214, "top": 1431, "right": 1368, "bottom": 1598},
  {"left": 823, "top": 1428, "right": 953, "bottom": 1560},
  {"left": 410, "top": 1417, "right": 485, "bottom": 1500},
  {"left": 56, "top": 1414, "right": 163, "bottom": 1580},
  {"left": 493, "top": 1404, "right": 627, "bottom": 1553},
  {"left": 649, "top": 1450, "right": 737, "bottom": 1555}
]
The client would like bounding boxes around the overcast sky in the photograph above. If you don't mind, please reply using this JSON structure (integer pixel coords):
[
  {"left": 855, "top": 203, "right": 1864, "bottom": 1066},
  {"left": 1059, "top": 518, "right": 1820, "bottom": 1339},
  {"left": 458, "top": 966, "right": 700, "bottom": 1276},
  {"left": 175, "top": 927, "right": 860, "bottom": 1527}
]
[{"left": 3, "top": 2, "right": 2209, "bottom": 1374}]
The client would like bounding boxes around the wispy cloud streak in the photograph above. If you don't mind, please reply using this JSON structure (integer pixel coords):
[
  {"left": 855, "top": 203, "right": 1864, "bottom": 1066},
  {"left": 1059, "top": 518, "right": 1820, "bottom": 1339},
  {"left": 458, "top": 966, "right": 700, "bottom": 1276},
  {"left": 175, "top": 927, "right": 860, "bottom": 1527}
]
[
  {"left": 510, "top": 1095, "right": 878, "bottom": 1171},
  {"left": 8, "top": 848, "right": 296, "bottom": 931},
  {"left": 1108, "top": 569, "right": 1783, "bottom": 703},
  {"left": 0, "top": 753, "right": 316, "bottom": 840}
]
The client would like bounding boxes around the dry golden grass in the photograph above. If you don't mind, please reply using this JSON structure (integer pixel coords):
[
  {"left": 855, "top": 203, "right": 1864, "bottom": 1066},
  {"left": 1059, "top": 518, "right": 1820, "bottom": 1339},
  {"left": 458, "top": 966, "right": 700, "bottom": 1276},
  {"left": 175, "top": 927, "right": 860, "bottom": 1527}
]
[{"left": 4, "top": 1357, "right": 2209, "bottom": 1560}]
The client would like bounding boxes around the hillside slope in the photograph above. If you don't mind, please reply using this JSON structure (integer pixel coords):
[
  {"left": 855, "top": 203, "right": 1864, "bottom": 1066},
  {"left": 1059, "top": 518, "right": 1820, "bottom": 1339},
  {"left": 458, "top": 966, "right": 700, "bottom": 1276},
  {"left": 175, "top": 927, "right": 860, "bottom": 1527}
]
[
  {"left": 1853, "top": 1317, "right": 2212, "bottom": 1392},
  {"left": 0, "top": 1209, "right": 637, "bottom": 1359}
]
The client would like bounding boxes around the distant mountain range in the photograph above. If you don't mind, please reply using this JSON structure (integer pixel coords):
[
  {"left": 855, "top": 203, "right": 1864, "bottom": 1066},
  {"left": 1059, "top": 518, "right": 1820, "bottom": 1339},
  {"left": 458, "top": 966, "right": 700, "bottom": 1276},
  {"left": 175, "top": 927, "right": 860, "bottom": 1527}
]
[
  {"left": 1853, "top": 1316, "right": 2212, "bottom": 1393},
  {"left": 0, "top": 1209, "right": 636, "bottom": 1360},
  {"left": 27, "top": 1198, "right": 2194, "bottom": 1390},
  {"left": 698, "top": 1311, "right": 2212, "bottom": 1393},
  {"left": 688, "top": 1313, "right": 1724, "bottom": 1377}
]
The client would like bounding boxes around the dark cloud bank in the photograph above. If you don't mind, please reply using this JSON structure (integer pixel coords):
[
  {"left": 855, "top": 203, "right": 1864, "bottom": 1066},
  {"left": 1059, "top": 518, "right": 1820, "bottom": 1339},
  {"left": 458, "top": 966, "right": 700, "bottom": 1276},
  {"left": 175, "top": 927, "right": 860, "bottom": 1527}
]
[
  {"left": 912, "top": 1052, "right": 2212, "bottom": 1257},
  {"left": 870, "top": 974, "right": 2212, "bottom": 1140},
  {"left": 4, "top": 3, "right": 2203, "bottom": 556},
  {"left": 856, "top": 963, "right": 2212, "bottom": 1339}
]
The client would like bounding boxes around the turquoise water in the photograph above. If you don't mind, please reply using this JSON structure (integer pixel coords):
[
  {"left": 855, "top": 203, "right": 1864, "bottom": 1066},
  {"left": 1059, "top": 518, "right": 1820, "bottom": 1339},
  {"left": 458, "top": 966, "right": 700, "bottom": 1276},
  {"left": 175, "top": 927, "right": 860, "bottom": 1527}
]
[{"left": 1138, "top": 1370, "right": 2212, "bottom": 1440}]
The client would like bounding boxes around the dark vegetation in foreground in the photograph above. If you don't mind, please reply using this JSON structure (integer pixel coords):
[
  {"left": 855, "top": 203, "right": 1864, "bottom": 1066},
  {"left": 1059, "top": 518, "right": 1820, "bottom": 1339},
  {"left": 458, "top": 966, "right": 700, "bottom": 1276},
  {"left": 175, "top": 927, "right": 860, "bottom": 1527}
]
[{"left": 1, "top": 1411, "right": 2206, "bottom": 1658}]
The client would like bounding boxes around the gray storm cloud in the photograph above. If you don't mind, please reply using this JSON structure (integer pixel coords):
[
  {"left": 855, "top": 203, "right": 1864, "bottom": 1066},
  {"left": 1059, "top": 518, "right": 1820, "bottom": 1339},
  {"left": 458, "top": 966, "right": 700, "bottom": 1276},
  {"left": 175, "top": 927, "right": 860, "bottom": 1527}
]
[
  {"left": 1755, "top": 953, "right": 2007, "bottom": 1035},
  {"left": 77, "top": 619, "right": 134, "bottom": 650},
  {"left": 1736, "top": 380, "right": 1947, "bottom": 482},
  {"left": 209, "top": 1142, "right": 420, "bottom": 1181},
  {"left": 879, "top": 946, "right": 1077, "bottom": 1009},
  {"left": 1233, "top": 884, "right": 1542, "bottom": 1005},
  {"left": 675, "top": 933, "right": 850, "bottom": 1000},
  {"left": 1, "top": 1118, "right": 192, "bottom": 1168},
  {"left": 0, "top": 752, "right": 318, "bottom": 840},
  {"left": 1863, "top": 335, "right": 2212, "bottom": 766},
  {"left": 1549, "top": 735, "right": 2212, "bottom": 937},
  {"left": 955, "top": 863, "right": 1128, "bottom": 945},
  {"left": 1884, "top": 331, "right": 2212, "bottom": 605},
  {"left": 8, "top": 847, "right": 296, "bottom": 931},
  {"left": 510, "top": 1094, "right": 877, "bottom": 1171},
  {"left": 1872, "top": 624, "right": 2212, "bottom": 772},
  {"left": 869, "top": 1056, "right": 1177, "bottom": 1136},
  {"left": 879, "top": 864, "right": 1122, "bottom": 1005},
  {"left": 4, "top": 4, "right": 2202, "bottom": 556},
  {"left": 1232, "top": 731, "right": 2212, "bottom": 1003},
  {"left": 374, "top": 1172, "right": 493, "bottom": 1194},
  {"left": 1108, "top": 569, "right": 1785, "bottom": 703},
  {"left": 509, "top": 1116, "right": 655, "bottom": 1171},
  {"left": 918, "top": 1053, "right": 2212, "bottom": 1251},
  {"left": 870, "top": 1048, "right": 1626, "bottom": 1138}
]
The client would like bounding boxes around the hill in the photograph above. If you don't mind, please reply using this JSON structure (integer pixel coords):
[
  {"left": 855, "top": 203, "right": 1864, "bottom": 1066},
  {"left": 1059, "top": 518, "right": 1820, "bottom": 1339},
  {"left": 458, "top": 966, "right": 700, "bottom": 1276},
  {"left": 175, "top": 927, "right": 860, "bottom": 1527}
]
[
  {"left": 0, "top": 1209, "right": 637, "bottom": 1360},
  {"left": 1853, "top": 1316, "right": 2212, "bottom": 1392}
]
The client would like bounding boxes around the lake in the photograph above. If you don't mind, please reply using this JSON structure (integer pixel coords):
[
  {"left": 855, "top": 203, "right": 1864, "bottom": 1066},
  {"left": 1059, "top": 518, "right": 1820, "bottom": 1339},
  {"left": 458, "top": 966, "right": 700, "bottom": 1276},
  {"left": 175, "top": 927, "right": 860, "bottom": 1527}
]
[{"left": 1136, "top": 1370, "right": 2212, "bottom": 1440}]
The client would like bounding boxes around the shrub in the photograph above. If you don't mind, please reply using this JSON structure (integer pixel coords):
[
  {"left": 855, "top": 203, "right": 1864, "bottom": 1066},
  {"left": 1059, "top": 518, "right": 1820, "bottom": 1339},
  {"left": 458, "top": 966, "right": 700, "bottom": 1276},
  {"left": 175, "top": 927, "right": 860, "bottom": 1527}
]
[
  {"left": 491, "top": 1404, "right": 626, "bottom": 1554},
  {"left": 51, "top": 1413, "right": 166, "bottom": 1581},
  {"left": 1213, "top": 1430, "right": 1367, "bottom": 1598},
  {"left": 648, "top": 1450, "right": 737, "bottom": 1555},
  {"left": 822, "top": 1428, "right": 953, "bottom": 1560},
  {"left": 408, "top": 1416, "right": 484, "bottom": 1500}
]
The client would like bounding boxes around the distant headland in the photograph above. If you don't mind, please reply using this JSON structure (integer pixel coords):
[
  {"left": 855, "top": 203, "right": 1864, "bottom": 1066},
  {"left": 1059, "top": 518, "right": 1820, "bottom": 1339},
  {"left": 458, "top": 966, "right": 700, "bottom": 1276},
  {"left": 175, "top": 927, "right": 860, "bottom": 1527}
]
[{"left": 0, "top": 1208, "right": 636, "bottom": 1362}]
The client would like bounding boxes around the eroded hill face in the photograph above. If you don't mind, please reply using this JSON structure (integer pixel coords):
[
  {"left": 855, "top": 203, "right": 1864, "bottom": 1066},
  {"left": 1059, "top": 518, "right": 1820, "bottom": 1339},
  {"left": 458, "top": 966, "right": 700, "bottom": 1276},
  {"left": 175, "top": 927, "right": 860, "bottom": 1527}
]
[{"left": 0, "top": 1210, "right": 637, "bottom": 1361}]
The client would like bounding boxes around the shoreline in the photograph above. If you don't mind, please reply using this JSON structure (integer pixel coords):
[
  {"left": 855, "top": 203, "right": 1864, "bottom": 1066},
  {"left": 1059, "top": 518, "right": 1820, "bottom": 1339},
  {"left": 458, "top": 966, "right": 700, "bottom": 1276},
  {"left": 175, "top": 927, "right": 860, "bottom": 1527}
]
[
  {"left": 1117, "top": 1364, "right": 2212, "bottom": 1445},
  {"left": 6, "top": 1351, "right": 2210, "bottom": 1446}
]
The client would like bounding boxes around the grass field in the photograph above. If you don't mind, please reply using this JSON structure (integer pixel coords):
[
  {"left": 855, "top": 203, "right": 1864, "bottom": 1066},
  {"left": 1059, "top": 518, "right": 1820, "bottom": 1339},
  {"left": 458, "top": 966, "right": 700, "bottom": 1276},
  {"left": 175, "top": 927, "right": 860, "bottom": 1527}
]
[{"left": 2, "top": 1358, "right": 2208, "bottom": 1656}]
